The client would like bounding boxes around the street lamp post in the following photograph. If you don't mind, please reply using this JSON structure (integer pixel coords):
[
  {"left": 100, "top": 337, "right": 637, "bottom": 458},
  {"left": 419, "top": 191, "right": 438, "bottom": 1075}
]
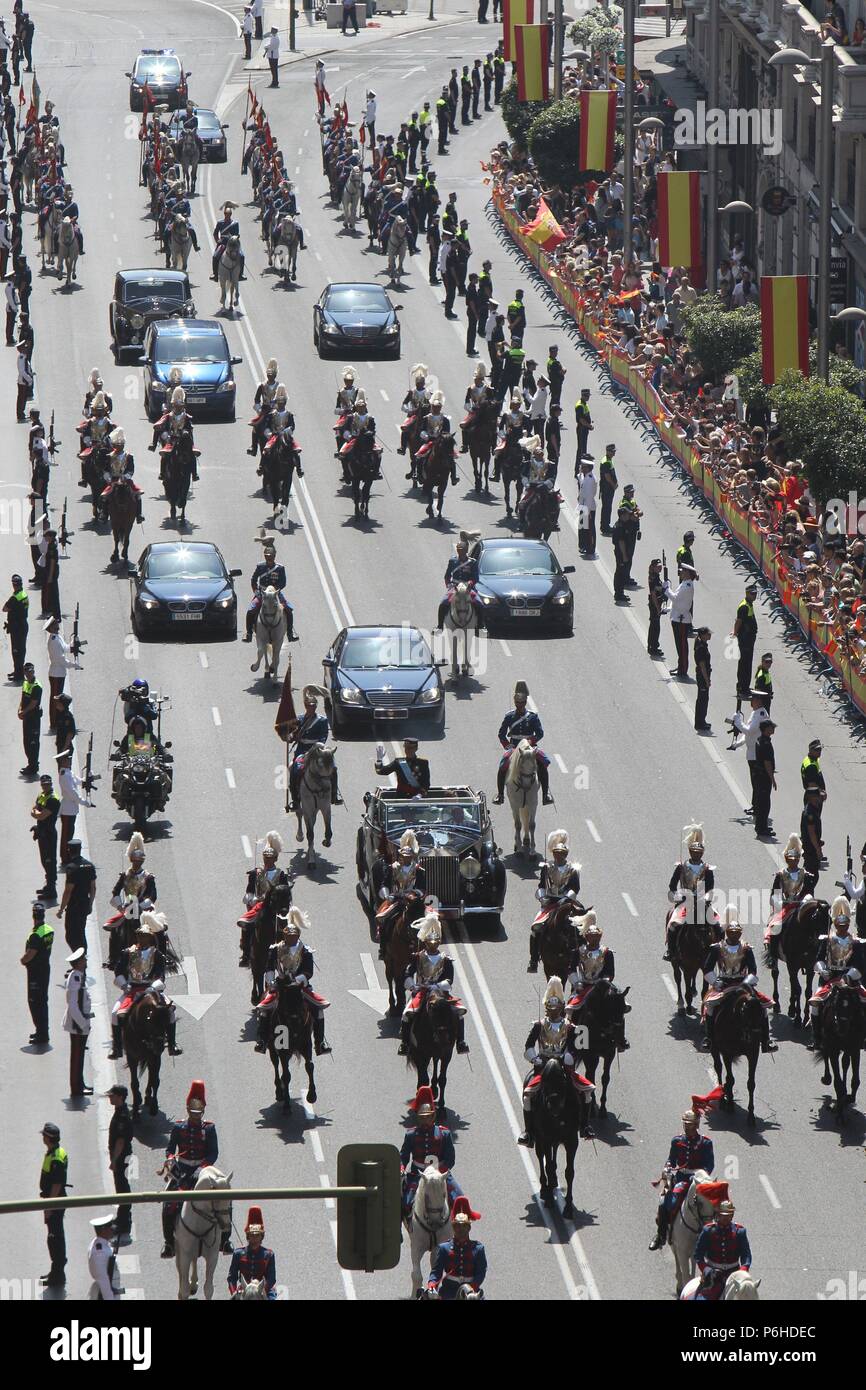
[
  {"left": 769, "top": 44, "right": 836, "bottom": 381},
  {"left": 554, "top": 0, "right": 564, "bottom": 100},
  {"left": 705, "top": 0, "right": 720, "bottom": 291},
  {"left": 623, "top": 0, "right": 635, "bottom": 266}
]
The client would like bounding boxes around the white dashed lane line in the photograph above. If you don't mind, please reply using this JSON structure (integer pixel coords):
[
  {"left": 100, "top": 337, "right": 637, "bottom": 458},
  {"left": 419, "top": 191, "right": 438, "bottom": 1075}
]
[
  {"left": 241, "top": 834, "right": 253, "bottom": 859},
  {"left": 661, "top": 974, "right": 678, "bottom": 1002},
  {"left": 212, "top": 706, "right": 221, "bottom": 726},
  {"left": 199, "top": 651, "right": 209, "bottom": 669},
  {"left": 622, "top": 892, "right": 638, "bottom": 917},
  {"left": 585, "top": 818, "right": 601, "bottom": 843},
  {"left": 379, "top": 388, "right": 389, "bottom": 401},
  {"left": 554, "top": 753, "right": 569, "bottom": 774},
  {"left": 319, "top": 1172, "right": 335, "bottom": 1210},
  {"left": 760, "top": 1175, "right": 782, "bottom": 1209},
  {"left": 225, "top": 767, "right": 236, "bottom": 789}
]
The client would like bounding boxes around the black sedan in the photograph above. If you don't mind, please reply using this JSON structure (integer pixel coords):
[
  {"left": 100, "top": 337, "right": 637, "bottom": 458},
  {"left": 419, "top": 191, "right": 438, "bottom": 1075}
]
[
  {"left": 465, "top": 538, "right": 575, "bottom": 632},
  {"left": 313, "top": 283, "right": 402, "bottom": 359},
  {"left": 130, "top": 542, "right": 241, "bottom": 638},
  {"left": 167, "top": 107, "right": 228, "bottom": 162},
  {"left": 110, "top": 269, "right": 195, "bottom": 359},
  {"left": 127, "top": 49, "right": 189, "bottom": 112},
  {"left": 322, "top": 626, "right": 445, "bottom": 735}
]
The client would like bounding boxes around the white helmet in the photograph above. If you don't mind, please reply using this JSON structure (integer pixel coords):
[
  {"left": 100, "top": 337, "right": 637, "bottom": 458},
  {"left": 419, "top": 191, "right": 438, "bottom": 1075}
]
[
  {"left": 266, "top": 358, "right": 278, "bottom": 377},
  {"left": 684, "top": 823, "right": 705, "bottom": 854},
  {"left": 91, "top": 391, "right": 107, "bottom": 411},
  {"left": 169, "top": 366, "right": 183, "bottom": 386},
  {"left": 417, "top": 912, "right": 442, "bottom": 947},
  {"left": 543, "top": 976, "right": 566, "bottom": 1015},
  {"left": 578, "top": 910, "right": 601, "bottom": 937},
  {"left": 140, "top": 909, "right": 169, "bottom": 934},
  {"left": 430, "top": 390, "right": 445, "bottom": 408},
  {"left": 831, "top": 895, "right": 852, "bottom": 926},
  {"left": 547, "top": 829, "right": 569, "bottom": 858},
  {"left": 275, "top": 384, "right": 289, "bottom": 405},
  {"left": 109, "top": 427, "right": 125, "bottom": 450},
  {"left": 342, "top": 366, "right": 356, "bottom": 382},
  {"left": 88, "top": 368, "right": 102, "bottom": 389},
  {"left": 170, "top": 386, "right": 186, "bottom": 407},
  {"left": 286, "top": 905, "right": 310, "bottom": 934},
  {"left": 262, "top": 830, "right": 283, "bottom": 859},
  {"left": 783, "top": 834, "right": 801, "bottom": 860},
  {"left": 723, "top": 904, "right": 742, "bottom": 932},
  {"left": 127, "top": 831, "right": 145, "bottom": 863},
  {"left": 399, "top": 829, "right": 420, "bottom": 858},
  {"left": 354, "top": 390, "right": 367, "bottom": 409}
]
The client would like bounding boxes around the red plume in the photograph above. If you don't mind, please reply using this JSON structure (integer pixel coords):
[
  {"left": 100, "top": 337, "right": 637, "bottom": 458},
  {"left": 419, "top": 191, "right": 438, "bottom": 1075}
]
[{"left": 691, "top": 1085, "right": 725, "bottom": 1115}]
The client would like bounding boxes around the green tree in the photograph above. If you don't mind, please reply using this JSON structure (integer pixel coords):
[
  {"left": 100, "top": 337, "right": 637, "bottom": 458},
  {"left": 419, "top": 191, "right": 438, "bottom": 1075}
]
[
  {"left": 679, "top": 296, "right": 761, "bottom": 380},
  {"left": 769, "top": 370, "right": 866, "bottom": 505},
  {"left": 500, "top": 79, "right": 547, "bottom": 152},
  {"left": 528, "top": 99, "right": 591, "bottom": 188},
  {"left": 569, "top": 6, "right": 622, "bottom": 60},
  {"left": 731, "top": 350, "right": 770, "bottom": 415}
]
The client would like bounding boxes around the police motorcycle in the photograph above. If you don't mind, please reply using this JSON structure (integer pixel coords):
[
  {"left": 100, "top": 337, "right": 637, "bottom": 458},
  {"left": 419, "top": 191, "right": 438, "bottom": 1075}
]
[{"left": 110, "top": 687, "right": 173, "bottom": 833}]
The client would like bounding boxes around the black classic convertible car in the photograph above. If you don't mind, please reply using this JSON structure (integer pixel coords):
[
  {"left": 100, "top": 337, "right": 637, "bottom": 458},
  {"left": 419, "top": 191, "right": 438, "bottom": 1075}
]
[{"left": 356, "top": 786, "right": 507, "bottom": 923}]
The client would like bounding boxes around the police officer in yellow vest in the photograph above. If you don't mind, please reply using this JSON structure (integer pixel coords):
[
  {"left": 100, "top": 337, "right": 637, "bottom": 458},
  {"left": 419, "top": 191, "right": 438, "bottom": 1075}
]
[
  {"left": 39, "top": 1121, "right": 68, "bottom": 1287},
  {"left": 800, "top": 739, "right": 826, "bottom": 802},
  {"left": 21, "top": 899, "right": 53, "bottom": 1045}
]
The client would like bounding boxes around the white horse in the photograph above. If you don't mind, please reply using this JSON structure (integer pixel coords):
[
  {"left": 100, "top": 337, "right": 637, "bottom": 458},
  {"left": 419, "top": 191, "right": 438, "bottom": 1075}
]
[
  {"left": 179, "top": 128, "right": 200, "bottom": 194},
  {"left": 505, "top": 738, "right": 539, "bottom": 857},
  {"left": 174, "top": 1166, "right": 233, "bottom": 1302},
  {"left": 40, "top": 204, "right": 62, "bottom": 269},
  {"left": 680, "top": 1267, "right": 762, "bottom": 1301},
  {"left": 273, "top": 216, "right": 301, "bottom": 283},
  {"left": 669, "top": 1170, "right": 717, "bottom": 1296},
  {"left": 342, "top": 166, "right": 362, "bottom": 232},
  {"left": 23, "top": 143, "right": 41, "bottom": 205},
  {"left": 218, "top": 237, "right": 242, "bottom": 312},
  {"left": 297, "top": 741, "right": 334, "bottom": 870},
  {"left": 169, "top": 217, "right": 194, "bottom": 270},
  {"left": 231, "top": 1275, "right": 271, "bottom": 1300},
  {"left": 442, "top": 583, "right": 479, "bottom": 681},
  {"left": 250, "top": 586, "right": 287, "bottom": 681},
  {"left": 58, "top": 218, "right": 80, "bottom": 287},
  {"left": 408, "top": 1164, "right": 451, "bottom": 1298},
  {"left": 387, "top": 216, "right": 408, "bottom": 285}
]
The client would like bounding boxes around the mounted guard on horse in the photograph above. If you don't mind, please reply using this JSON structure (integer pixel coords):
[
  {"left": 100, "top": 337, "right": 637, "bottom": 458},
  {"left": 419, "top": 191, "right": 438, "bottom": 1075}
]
[
  {"left": 236, "top": 829, "right": 291, "bottom": 967},
  {"left": 702, "top": 906, "right": 776, "bottom": 1054},
  {"left": 517, "top": 975, "right": 595, "bottom": 1147},
  {"left": 109, "top": 915, "right": 182, "bottom": 1060},
  {"left": 492, "top": 680, "right": 553, "bottom": 806},
  {"left": 398, "top": 912, "right": 468, "bottom": 1056},
  {"left": 254, "top": 907, "right": 331, "bottom": 1056},
  {"left": 528, "top": 828, "right": 583, "bottom": 974}
]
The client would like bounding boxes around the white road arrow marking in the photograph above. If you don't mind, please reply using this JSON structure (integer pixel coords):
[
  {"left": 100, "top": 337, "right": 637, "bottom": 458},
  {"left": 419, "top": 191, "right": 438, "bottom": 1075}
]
[
  {"left": 175, "top": 955, "right": 222, "bottom": 1020},
  {"left": 402, "top": 66, "right": 427, "bottom": 80},
  {"left": 347, "top": 952, "right": 391, "bottom": 1015}
]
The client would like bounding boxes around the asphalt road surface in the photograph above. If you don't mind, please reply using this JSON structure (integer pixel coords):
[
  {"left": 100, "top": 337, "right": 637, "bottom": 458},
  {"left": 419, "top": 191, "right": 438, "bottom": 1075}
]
[{"left": 2, "top": 0, "right": 865, "bottom": 1305}]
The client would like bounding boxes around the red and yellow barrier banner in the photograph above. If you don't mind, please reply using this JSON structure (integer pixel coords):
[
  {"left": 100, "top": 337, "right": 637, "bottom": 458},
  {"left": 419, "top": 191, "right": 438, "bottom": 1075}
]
[
  {"left": 503, "top": 0, "right": 534, "bottom": 61},
  {"left": 656, "top": 171, "right": 701, "bottom": 268},
  {"left": 760, "top": 276, "right": 810, "bottom": 384},
  {"left": 514, "top": 24, "right": 550, "bottom": 102},
  {"left": 578, "top": 90, "right": 616, "bottom": 173}
]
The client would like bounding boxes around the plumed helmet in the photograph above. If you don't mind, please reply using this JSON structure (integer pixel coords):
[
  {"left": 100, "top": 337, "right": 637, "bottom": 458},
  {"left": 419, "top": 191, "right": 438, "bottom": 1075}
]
[
  {"left": 412, "top": 362, "right": 428, "bottom": 382},
  {"left": 127, "top": 831, "right": 146, "bottom": 863},
  {"left": 245, "top": 1206, "right": 265, "bottom": 1234},
  {"left": 286, "top": 906, "right": 309, "bottom": 935},
  {"left": 342, "top": 366, "right": 356, "bottom": 381},
  {"left": 450, "top": 1195, "right": 481, "bottom": 1225},
  {"left": 430, "top": 390, "right": 444, "bottom": 408},
  {"left": 459, "top": 529, "right": 481, "bottom": 547},
  {"left": 681, "top": 1109, "right": 699, "bottom": 1125},
  {"left": 174, "top": 214, "right": 187, "bottom": 226},
  {"left": 140, "top": 910, "right": 168, "bottom": 934},
  {"left": 109, "top": 427, "right": 125, "bottom": 450},
  {"left": 831, "top": 895, "right": 851, "bottom": 925},
  {"left": 262, "top": 830, "right": 283, "bottom": 859},
  {"left": 543, "top": 976, "right": 566, "bottom": 1015},
  {"left": 186, "top": 1080, "right": 207, "bottom": 1112},
  {"left": 510, "top": 394, "right": 522, "bottom": 410},
  {"left": 723, "top": 904, "right": 742, "bottom": 932},
  {"left": 91, "top": 391, "right": 106, "bottom": 411},
  {"left": 473, "top": 362, "right": 487, "bottom": 379},
  {"left": 409, "top": 1085, "right": 436, "bottom": 1116},
  {"left": 684, "top": 823, "right": 705, "bottom": 853},
  {"left": 171, "top": 386, "right": 186, "bottom": 407},
  {"left": 266, "top": 358, "right": 278, "bottom": 377},
  {"left": 577, "top": 909, "right": 599, "bottom": 936},
  {"left": 417, "top": 912, "right": 442, "bottom": 947},
  {"left": 354, "top": 389, "right": 367, "bottom": 408},
  {"left": 784, "top": 834, "right": 801, "bottom": 859},
  {"left": 547, "top": 829, "right": 569, "bottom": 858},
  {"left": 399, "top": 828, "right": 420, "bottom": 858},
  {"left": 514, "top": 680, "right": 529, "bottom": 701},
  {"left": 88, "top": 368, "right": 102, "bottom": 387},
  {"left": 275, "top": 383, "right": 288, "bottom": 404},
  {"left": 135, "top": 921, "right": 155, "bottom": 939},
  {"left": 169, "top": 366, "right": 183, "bottom": 385}
]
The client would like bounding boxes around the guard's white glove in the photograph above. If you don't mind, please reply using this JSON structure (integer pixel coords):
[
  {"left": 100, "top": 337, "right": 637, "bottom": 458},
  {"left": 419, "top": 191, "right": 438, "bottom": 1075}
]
[
  {"left": 375, "top": 743, "right": 385, "bottom": 764},
  {"left": 847, "top": 967, "right": 862, "bottom": 982},
  {"left": 817, "top": 961, "right": 829, "bottom": 978},
  {"left": 668, "top": 889, "right": 683, "bottom": 904},
  {"left": 263, "top": 971, "right": 276, "bottom": 988},
  {"left": 744, "top": 973, "right": 758, "bottom": 987},
  {"left": 524, "top": 1046, "right": 537, "bottom": 1063},
  {"left": 770, "top": 892, "right": 783, "bottom": 912},
  {"left": 295, "top": 975, "right": 307, "bottom": 987},
  {"left": 842, "top": 873, "right": 857, "bottom": 897},
  {"left": 243, "top": 893, "right": 254, "bottom": 907},
  {"left": 535, "top": 887, "right": 547, "bottom": 902}
]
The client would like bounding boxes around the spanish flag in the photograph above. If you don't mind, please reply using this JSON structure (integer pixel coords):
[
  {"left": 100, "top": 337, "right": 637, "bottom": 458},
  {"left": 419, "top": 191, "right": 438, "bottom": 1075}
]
[
  {"left": 760, "top": 276, "right": 810, "bottom": 385},
  {"left": 515, "top": 25, "right": 549, "bottom": 102},
  {"left": 578, "top": 90, "right": 616, "bottom": 173},
  {"left": 503, "top": 0, "right": 534, "bottom": 62},
  {"left": 519, "top": 196, "right": 566, "bottom": 252},
  {"left": 656, "top": 171, "right": 702, "bottom": 269}
]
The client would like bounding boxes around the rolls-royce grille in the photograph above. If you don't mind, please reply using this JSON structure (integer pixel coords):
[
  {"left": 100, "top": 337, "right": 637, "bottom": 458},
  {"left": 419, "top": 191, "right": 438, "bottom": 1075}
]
[
  {"left": 422, "top": 855, "right": 460, "bottom": 907},
  {"left": 366, "top": 689, "right": 414, "bottom": 708}
]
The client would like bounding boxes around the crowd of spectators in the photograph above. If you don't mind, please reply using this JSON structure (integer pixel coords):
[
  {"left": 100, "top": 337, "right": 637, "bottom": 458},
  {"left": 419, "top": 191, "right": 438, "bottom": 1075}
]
[{"left": 490, "top": 103, "right": 866, "bottom": 682}]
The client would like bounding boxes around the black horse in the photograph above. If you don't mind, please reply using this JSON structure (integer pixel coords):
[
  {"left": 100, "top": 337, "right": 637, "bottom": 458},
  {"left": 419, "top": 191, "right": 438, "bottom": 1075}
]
[
  {"left": 405, "top": 992, "right": 457, "bottom": 1117},
  {"left": 124, "top": 990, "right": 171, "bottom": 1118},
  {"left": 345, "top": 437, "right": 380, "bottom": 519},
  {"left": 264, "top": 979, "right": 316, "bottom": 1111},
  {"left": 571, "top": 979, "right": 631, "bottom": 1116},
  {"left": 763, "top": 898, "right": 824, "bottom": 1026},
  {"left": 162, "top": 430, "right": 196, "bottom": 525},
  {"left": 496, "top": 433, "right": 524, "bottom": 518},
  {"left": 815, "top": 983, "right": 865, "bottom": 1124},
  {"left": 710, "top": 986, "right": 765, "bottom": 1126},
  {"left": 249, "top": 880, "right": 293, "bottom": 1006},
  {"left": 261, "top": 434, "right": 301, "bottom": 517},
  {"left": 465, "top": 396, "right": 498, "bottom": 493},
  {"left": 530, "top": 1058, "right": 585, "bottom": 1219},
  {"left": 669, "top": 911, "right": 715, "bottom": 1017}
]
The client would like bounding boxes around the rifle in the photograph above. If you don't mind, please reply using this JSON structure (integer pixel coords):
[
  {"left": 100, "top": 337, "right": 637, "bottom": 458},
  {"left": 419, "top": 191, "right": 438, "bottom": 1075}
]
[
  {"left": 58, "top": 497, "right": 71, "bottom": 553},
  {"left": 70, "top": 601, "right": 86, "bottom": 660},
  {"left": 48, "top": 409, "right": 60, "bottom": 458},
  {"left": 836, "top": 835, "right": 852, "bottom": 893},
  {"left": 82, "top": 732, "right": 99, "bottom": 798},
  {"left": 660, "top": 548, "right": 670, "bottom": 613}
]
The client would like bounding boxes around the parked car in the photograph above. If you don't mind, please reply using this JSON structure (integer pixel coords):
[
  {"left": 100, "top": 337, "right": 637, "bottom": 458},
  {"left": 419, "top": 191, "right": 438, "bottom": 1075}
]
[
  {"left": 110, "top": 268, "right": 195, "bottom": 359},
  {"left": 356, "top": 785, "right": 507, "bottom": 921},
  {"left": 138, "top": 319, "right": 241, "bottom": 421}
]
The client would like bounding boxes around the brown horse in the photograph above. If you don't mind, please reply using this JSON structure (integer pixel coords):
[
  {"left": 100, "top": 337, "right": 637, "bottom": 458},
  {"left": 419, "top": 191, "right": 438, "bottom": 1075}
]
[
  {"left": 422, "top": 434, "right": 455, "bottom": 522},
  {"left": 263, "top": 979, "right": 316, "bottom": 1110},
  {"left": 538, "top": 899, "right": 581, "bottom": 982},
  {"left": 668, "top": 909, "right": 714, "bottom": 1017},
  {"left": 406, "top": 992, "right": 458, "bottom": 1117},
  {"left": 763, "top": 898, "right": 824, "bottom": 1026},
  {"left": 380, "top": 896, "right": 422, "bottom": 1015},
  {"left": 249, "top": 880, "right": 293, "bottom": 1007},
  {"left": 710, "top": 986, "right": 764, "bottom": 1126},
  {"left": 465, "top": 396, "right": 498, "bottom": 494},
  {"left": 124, "top": 989, "right": 171, "bottom": 1118},
  {"left": 106, "top": 478, "right": 138, "bottom": 565}
]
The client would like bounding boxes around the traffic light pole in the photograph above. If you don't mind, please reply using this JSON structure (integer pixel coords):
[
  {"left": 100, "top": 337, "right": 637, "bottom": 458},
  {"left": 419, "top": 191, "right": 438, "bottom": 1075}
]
[{"left": 0, "top": 1187, "right": 370, "bottom": 1215}]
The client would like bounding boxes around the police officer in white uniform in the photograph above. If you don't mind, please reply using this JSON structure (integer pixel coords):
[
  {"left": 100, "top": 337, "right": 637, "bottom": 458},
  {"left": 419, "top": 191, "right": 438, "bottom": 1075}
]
[{"left": 88, "top": 1213, "right": 119, "bottom": 1300}]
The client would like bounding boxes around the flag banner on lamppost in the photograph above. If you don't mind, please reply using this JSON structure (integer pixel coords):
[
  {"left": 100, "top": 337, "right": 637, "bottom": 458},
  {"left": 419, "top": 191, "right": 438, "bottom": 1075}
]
[
  {"left": 578, "top": 89, "right": 616, "bottom": 172},
  {"left": 519, "top": 196, "right": 566, "bottom": 250},
  {"left": 515, "top": 24, "right": 550, "bottom": 102},
  {"left": 503, "top": 0, "right": 535, "bottom": 62},
  {"left": 760, "top": 275, "right": 810, "bottom": 384},
  {"left": 656, "top": 170, "right": 702, "bottom": 268}
]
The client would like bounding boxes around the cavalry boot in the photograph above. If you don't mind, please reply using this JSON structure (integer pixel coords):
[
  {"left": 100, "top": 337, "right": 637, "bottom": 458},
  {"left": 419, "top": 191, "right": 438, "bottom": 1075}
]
[
  {"left": 378, "top": 919, "right": 391, "bottom": 962},
  {"left": 243, "top": 610, "right": 256, "bottom": 643},
  {"left": 455, "top": 1015, "right": 469, "bottom": 1055},
  {"left": 761, "top": 1016, "right": 778, "bottom": 1054},
  {"left": 527, "top": 931, "right": 540, "bottom": 973},
  {"left": 807, "top": 1013, "right": 821, "bottom": 1052},
  {"left": 538, "top": 760, "right": 554, "bottom": 805},
  {"left": 516, "top": 1109, "right": 534, "bottom": 1146},
  {"left": 167, "top": 1020, "right": 183, "bottom": 1056},
  {"left": 492, "top": 763, "right": 506, "bottom": 805},
  {"left": 397, "top": 1015, "right": 412, "bottom": 1056},
  {"left": 313, "top": 1015, "right": 332, "bottom": 1055},
  {"left": 136, "top": 499, "right": 144, "bottom": 524},
  {"left": 239, "top": 924, "right": 252, "bottom": 967},
  {"left": 701, "top": 1013, "right": 715, "bottom": 1052},
  {"left": 662, "top": 925, "right": 677, "bottom": 963},
  {"left": 648, "top": 1206, "right": 668, "bottom": 1251},
  {"left": 254, "top": 1013, "right": 269, "bottom": 1053},
  {"left": 331, "top": 767, "right": 343, "bottom": 806},
  {"left": 108, "top": 1024, "right": 124, "bottom": 1060},
  {"left": 460, "top": 431, "right": 469, "bottom": 454},
  {"left": 247, "top": 432, "right": 258, "bottom": 457}
]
